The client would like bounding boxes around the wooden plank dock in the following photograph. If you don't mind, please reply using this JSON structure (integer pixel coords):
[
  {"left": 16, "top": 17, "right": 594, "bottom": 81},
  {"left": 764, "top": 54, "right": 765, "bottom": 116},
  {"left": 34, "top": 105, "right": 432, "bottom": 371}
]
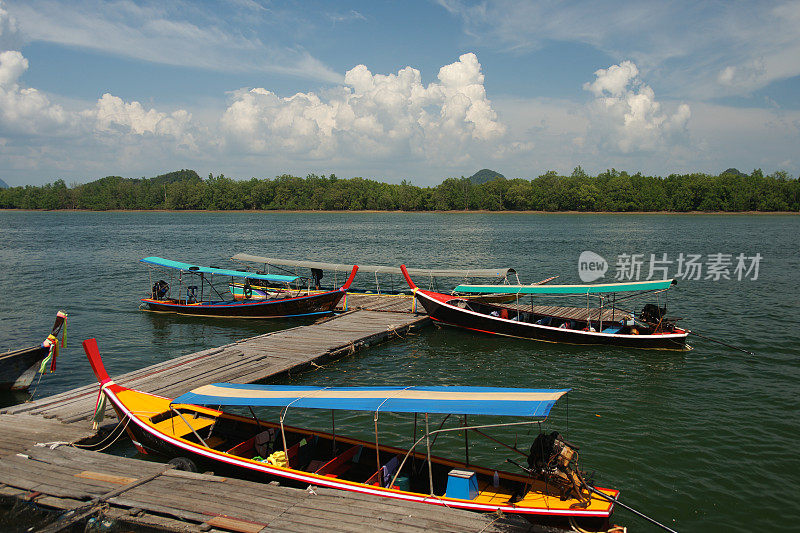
[
  {"left": 0, "top": 443, "right": 538, "bottom": 532},
  {"left": 0, "top": 303, "right": 540, "bottom": 532},
  {"left": 340, "top": 292, "right": 415, "bottom": 313},
  {"left": 2, "top": 308, "right": 428, "bottom": 424}
]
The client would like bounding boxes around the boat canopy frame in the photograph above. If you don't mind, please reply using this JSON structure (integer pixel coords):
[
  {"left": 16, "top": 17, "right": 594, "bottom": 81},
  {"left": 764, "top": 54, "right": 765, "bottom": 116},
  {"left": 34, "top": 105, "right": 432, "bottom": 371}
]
[{"left": 141, "top": 256, "right": 299, "bottom": 304}]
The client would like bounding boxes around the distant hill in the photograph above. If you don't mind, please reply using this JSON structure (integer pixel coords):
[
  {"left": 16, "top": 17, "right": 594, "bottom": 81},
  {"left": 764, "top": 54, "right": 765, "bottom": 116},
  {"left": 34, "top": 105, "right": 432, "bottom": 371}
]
[
  {"left": 0, "top": 178, "right": 8, "bottom": 189},
  {"left": 148, "top": 169, "right": 201, "bottom": 185},
  {"left": 81, "top": 169, "right": 201, "bottom": 187},
  {"left": 720, "top": 168, "right": 747, "bottom": 177},
  {"left": 468, "top": 169, "right": 505, "bottom": 184}
]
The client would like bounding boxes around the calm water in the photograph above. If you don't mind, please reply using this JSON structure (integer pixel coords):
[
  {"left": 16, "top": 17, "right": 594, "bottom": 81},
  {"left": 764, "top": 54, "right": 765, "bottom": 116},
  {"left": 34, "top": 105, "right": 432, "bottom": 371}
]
[{"left": 1, "top": 211, "right": 798, "bottom": 532}]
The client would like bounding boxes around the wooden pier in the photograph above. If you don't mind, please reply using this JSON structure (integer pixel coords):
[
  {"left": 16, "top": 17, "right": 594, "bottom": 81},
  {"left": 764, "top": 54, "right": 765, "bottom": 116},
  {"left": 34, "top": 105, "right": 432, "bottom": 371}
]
[
  {"left": 2, "top": 307, "right": 426, "bottom": 424},
  {"left": 0, "top": 299, "right": 541, "bottom": 532},
  {"left": 0, "top": 441, "right": 537, "bottom": 532},
  {"left": 340, "top": 292, "right": 416, "bottom": 313}
]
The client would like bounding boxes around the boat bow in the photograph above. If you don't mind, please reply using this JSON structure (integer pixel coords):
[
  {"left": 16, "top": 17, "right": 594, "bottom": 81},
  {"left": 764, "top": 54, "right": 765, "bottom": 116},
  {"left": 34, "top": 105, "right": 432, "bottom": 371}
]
[{"left": 341, "top": 265, "right": 359, "bottom": 291}]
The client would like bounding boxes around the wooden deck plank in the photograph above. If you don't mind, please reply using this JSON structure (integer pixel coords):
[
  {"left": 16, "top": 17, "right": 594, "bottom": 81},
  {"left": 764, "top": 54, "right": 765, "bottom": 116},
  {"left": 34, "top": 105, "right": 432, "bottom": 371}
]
[{"left": 0, "top": 444, "right": 536, "bottom": 532}]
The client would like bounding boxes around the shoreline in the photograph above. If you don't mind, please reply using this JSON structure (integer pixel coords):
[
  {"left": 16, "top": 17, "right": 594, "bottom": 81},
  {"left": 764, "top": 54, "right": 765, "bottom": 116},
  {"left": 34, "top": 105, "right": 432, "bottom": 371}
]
[{"left": 1, "top": 208, "right": 797, "bottom": 215}]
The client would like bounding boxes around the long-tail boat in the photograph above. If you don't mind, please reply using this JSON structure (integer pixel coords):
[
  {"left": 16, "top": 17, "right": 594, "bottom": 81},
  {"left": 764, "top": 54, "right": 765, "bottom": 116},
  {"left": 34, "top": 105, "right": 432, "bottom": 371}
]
[
  {"left": 1, "top": 311, "right": 67, "bottom": 390},
  {"left": 140, "top": 257, "right": 357, "bottom": 318},
  {"left": 83, "top": 338, "right": 619, "bottom": 530},
  {"left": 401, "top": 265, "right": 688, "bottom": 350},
  {"left": 230, "top": 253, "right": 520, "bottom": 304}
]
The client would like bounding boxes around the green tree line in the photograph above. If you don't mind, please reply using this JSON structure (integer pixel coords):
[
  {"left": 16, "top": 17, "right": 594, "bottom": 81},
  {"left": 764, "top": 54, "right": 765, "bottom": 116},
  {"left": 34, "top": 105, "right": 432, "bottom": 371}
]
[{"left": 1, "top": 167, "right": 798, "bottom": 212}]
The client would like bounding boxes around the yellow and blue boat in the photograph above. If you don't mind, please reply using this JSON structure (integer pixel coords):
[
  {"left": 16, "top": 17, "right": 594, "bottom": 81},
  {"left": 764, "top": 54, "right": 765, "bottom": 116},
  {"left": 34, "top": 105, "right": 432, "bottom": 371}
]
[{"left": 84, "top": 338, "right": 619, "bottom": 530}]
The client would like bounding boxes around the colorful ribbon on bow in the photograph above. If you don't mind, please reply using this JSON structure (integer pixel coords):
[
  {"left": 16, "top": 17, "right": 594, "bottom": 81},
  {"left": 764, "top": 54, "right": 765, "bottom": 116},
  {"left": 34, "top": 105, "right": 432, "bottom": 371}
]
[
  {"left": 38, "top": 310, "right": 68, "bottom": 374},
  {"left": 39, "top": 335, "right": 59, "bottom": 374}
]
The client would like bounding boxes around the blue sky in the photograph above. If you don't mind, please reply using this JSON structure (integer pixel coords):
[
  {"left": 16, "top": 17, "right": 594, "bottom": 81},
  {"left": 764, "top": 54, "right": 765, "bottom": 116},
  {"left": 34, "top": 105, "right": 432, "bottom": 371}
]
[{"left": 1, "top": 0, "right": 799, "bottom": 186}]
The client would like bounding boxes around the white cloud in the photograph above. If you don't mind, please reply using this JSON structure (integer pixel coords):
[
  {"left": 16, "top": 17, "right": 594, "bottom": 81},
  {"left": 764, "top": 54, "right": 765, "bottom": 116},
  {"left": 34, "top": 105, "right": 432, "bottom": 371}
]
[
  {"left": 221, "top": 53, "right": 507, "bottom": 163},
  {"left": 329, "top": 10, "right": 367, "bottom": 25},
  {"left": 583, "top": 60, "right": 690, "bottom": 154},
  {"left": 0, "top": 48, "right": 24, "bottom": 86},
  {"left": 0, "top": 46, "right": 199, "bottom": 142},
  {"left": 490, "top": 92, "right": 800, "bottom": 179},
  {"left": 440, "top": 0, "right": 800, "bottom": 99},
  {"left": 0, "top": 48, "right": 519, "bottom": 183},
  {"left": 0, "top": 46, "right": 209, "bottom": 180},
  {"left": 0, "top": 50, "right": 73, "bottom": 135},
  {"left": 6, "top": 0, "right": 342, "bottom": 83},
  {"left": 0, "top": 0, "right": 20, "bottom": 50},
  {"left": 90, "top": 93, "right": 192, "bottom": 137}
]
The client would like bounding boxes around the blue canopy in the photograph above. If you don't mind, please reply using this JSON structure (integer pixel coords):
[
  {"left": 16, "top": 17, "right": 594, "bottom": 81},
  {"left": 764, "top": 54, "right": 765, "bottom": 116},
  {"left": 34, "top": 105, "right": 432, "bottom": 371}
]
[
  {"left": 172, "top": 384, "right": 570, "bottom": 418},
  {"left": 141, "top": 257, "right": 298, "bottom": 283},
  {"left": 455, "top": 279, "right": 675, "bottom": 295}
]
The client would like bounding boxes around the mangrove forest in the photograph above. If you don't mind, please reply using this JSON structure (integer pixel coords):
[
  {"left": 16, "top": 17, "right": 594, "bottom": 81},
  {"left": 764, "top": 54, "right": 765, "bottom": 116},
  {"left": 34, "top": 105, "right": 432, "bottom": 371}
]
[{"left": 1, "top": 168, "right": 798, "bottom": 212}]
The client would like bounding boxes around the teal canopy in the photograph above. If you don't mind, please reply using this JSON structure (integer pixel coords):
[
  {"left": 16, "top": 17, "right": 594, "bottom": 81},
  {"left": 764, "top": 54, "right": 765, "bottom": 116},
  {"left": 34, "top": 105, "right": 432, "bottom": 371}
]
[
  {"left": 455, "top": 279, "right": 675, "bottom": 295},
  {"left": 141, "top": 257, "right": 298, "bottom": 283},
  {"left": 172, "top": 384, "right": 570, "bottom": 418}
]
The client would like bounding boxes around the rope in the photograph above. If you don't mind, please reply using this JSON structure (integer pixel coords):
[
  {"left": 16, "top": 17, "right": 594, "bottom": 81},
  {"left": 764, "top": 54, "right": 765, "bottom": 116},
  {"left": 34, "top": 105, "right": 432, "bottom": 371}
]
[
  {"left": 569, "top": 517, "right": 627, "bottom": 533},
  {"left": 476, "top": 511, "right": 504, "bottom": 532},
  {"left": 74, "top": 418, "right": 132, "bottom": 452},
  {"left": 31, "top": 417, "right": 132, "bottom": 454},
  {"left": 388, "top": 325, "right": 406, "bottom": 339},
  {"left": 28, "top": 370, "right": 46, "bottom": 401}
]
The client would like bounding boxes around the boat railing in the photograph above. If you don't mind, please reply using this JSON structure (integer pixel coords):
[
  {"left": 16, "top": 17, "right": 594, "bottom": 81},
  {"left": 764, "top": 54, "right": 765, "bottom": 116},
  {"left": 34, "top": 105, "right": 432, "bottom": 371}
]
[{"left": 388, "top": 418, "right": 543, "bottom": 492}]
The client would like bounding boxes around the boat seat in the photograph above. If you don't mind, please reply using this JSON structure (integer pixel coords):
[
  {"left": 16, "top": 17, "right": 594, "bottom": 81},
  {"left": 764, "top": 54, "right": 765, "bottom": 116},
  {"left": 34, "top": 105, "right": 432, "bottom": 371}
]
[
  {"left": 366, "top": 454, "right": 401, "bottom": 487},
  {"left": 286, "top": 436, "right": 317, "bottom": 470},
  {"left": 314, "top": 444, "right": 362, "bottom": 478},
  {"left": 226, "top": 437, "right": 256, "bottom": 457},
  {"left": 204, "top": 435, "right": 227, "bottom": 449},
  {"left": 601, "top": 326, "right": 622, "bottom": 334},
  {"left": 151, "top": 413, "right": 215, "bottom": 438},
  {"left": 224, "top": 428, "right": 278, "bottom": 458},
  {"left": 254, "top": 428, "right": 277, "bottom": 456}
]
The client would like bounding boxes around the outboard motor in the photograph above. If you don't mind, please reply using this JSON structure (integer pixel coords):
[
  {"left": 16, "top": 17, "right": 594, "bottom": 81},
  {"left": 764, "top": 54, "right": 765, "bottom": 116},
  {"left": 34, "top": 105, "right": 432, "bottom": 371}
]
[
  {"left": 640, "top": 303, "right": 666, "bottom": 324},
  {"left": 527, "top": 431, "right": 589, "bottom": 503},
  {"left": 151, "top": 280, "right": 169, "bottom": 300},
  {"left": 640, "top": 303, "right": 678, "bottom": 333}
]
